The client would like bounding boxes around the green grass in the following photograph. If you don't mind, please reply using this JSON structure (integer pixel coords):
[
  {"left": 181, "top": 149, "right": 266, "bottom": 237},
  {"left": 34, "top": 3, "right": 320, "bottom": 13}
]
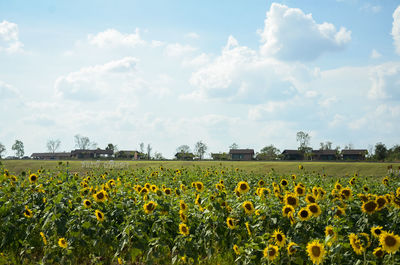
[{"left": 1, "top": 159, "right": 397, "bottom": 176}]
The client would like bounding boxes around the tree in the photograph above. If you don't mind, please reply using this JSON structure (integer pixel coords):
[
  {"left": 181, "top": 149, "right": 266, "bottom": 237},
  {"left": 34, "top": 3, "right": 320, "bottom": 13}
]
[
  {"left": 229, "top": 143, "right": 239, "bottom": 150},
  {"left": 0, "top": 143, "right": 5, "bottom": 158},
  {"left": 147, "top": 144, "right": 152, "bottom": 160},
  {"left": 139, "top": 142, "right": 145, "bottom": 153},
  {"left": 374, "top": 142, "right": 387, "bottom": 161},
  {"left": 296, "top": 131, "right": 312, "bottom": 159},
  {"left": 256, "top": 145, "right": 280, "bottom": 160},
  {"left": 105, "top": 143, "right": 117, "bottom": 152},
  {"left": 47, "top": 139, "right": 61, "bottom": 153},
  {"left": 319, "top": 141, "right": 332, "bottom": 150},
  {"left": 153, "top": 152, "right": 164, "bottom": 160},
  {"left": 343, "top": 143, "right": 354, "bottom": 150},
  {"left": 176, "top": 145, "right": 191, "bottom": 154},
  {"left": 74, "top": 134, "right": 96, "bottom": 150},
  {"left": 12, "top": 140, "right": 24, "bottom": 158},
  {"left": 194, "top": 141, "right": 208, "bottom": 160}
]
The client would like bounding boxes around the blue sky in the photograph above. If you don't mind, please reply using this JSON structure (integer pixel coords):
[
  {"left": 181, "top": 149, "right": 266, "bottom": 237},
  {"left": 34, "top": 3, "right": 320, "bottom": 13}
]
[{"left": 1, "top": 0, "right": 400, "bottom": 158}]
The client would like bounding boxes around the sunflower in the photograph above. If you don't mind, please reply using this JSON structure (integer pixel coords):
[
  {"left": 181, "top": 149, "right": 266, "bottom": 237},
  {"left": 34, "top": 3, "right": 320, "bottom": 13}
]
[
  {"left": 340, "top": 187, "right": 352, "bottom": 200},
  {"left": 258, "top": 179, "right": 265, "bottom": 187},
  {"left": 349, "top": 233, "right": 364, "bottom": 255},
  {"left": 373, "top": 247, "right": 385, "bottom": 258},
  {"left": 242, "top": 201, "right": 255, "bottom": 215},
  {"left": 164, "top": 188, "right": 172, "bottom": 195},
  {"left": 282, "top": 205, "right": 295, "bottom": 217},
  {"left": 375, "top": 196, "right": 387, "bottom": 211},
  {"left": 233, "top": 244, "right": 240, "bottom": 255},
  {"left": 226, "top": 217, "right": 236, "bottom": 229},
  {"left": 245, "top": 222, "right": 251, "bottom": 236},
  {"left": 280, "top": 179, "right": 288, "bottom": 187},
  {"left": 349, "top": 177, "right": 356, "bottom": 185},
  {"left": 95, "top": 209, "right": 105, "bottom": 222},
  {"left": 195, "top": 182, "right": 204, "bottom": 192},
  {"left": 363, "top": 185, "right": 369, "bottom": 192},
  {"left": 382, "top": 177, "right": 389, "bottom": 186},
  {"left": 306, "top": 240, "right": 325, "bottom": 265},
  {"left": 263, "top": 244, "right": 279, "bottom": 261},
  {"left": 24, "top": 206, "right": 33, "bottom": 218},
  {"left": 371, "top": 226, "right": 384, "bottom": 238},
  {"left": 379, "top": 231, "right": 400, "bottom": 253},
  {"left": 294, "top": 184, "right": 306, "bottom": 196},
  {"left": 179, "top": 211, "right": 187, "bottom": 223},
  {"left": 237, "top": 181, "right": 250, "bottom": 194},
  {"left": 306, "top": 194, "right": 316, "bottom": 204},
  {"left": 298, "top": 164, "right": 303, "bottom": 170},
  {"left": 334, "top": 206, "right": 345, "bottom": 218},
  {"left": 317, "top": 187, "right": 326, "bottom": 200},
  {"left": 393, "top": 196, "right": 400, "bottom": 209},
  {"left": 273, "top": 229, "right": 286, "bottom": 247},
  {"left": 83, "top": 199, "right": 92, "bottom": 208},
  {"left": 358, "top": 193, "right": 369, "bottom": 202},
  {"left": 397, "top": 187, "right": 400, "bottom": 197},
  {"left": 284, "top": 193, "right": 299, "bottom": 208},
  {"left": 325, "top": 226, "right": 337, "bottom": 244},
  {"left": 306, "top": 203, "right": 321, "bottom": 217},
  {"left": 361, "top": 200, "right": 377, "bottom": 214},
  {"left": 93, "top": 190, "right": 108, "bottom": 203},
  {"left": 29, "top": 173, "right": 38, "bottom": 183},
  {"left": 287, "top": 242, "right": 298, "bottom": 255},
  {"left": 179, "top": 200, "right": 188, "bottom": 212},
  {"left": 58, "top": 237, "right": 68, "bottom": 248},
  {"left": 140, "top": 187, "right": 149, "bottom": 195},
  {"left": 298, "top": 207, "right": 311, "bottom": 221},
  {"left": 179, "top": 223, "right": 189, "bottom": 236},
  {"left": 334, "top": 182, "right": 342, "bottom": 191},
  {"left": 360, "top": 233, "right": 371, "bottom": 248},
  {"left": 143, "top": 201, "right": 157, "bottom": 214},
  {"left": 40, "top": 232, "right": 47, "bottom": 245}
]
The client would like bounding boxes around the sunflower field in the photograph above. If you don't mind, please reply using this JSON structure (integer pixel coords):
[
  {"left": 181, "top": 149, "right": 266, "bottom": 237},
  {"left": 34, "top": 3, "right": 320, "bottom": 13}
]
[{"left": 0, "top": 163, "right": 400, "bottom": 265}]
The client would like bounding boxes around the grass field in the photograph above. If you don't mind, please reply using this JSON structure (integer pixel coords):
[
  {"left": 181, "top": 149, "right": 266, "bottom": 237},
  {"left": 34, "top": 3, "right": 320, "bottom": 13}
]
[{"left": 1, "top": 159, "right": 398, "bottom": 177}]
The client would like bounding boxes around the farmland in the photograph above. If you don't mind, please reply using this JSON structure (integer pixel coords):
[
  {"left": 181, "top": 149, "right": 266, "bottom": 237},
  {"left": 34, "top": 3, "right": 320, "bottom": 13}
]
[{"left": 0, "top": 161, "right": 399, "bottom": 264}]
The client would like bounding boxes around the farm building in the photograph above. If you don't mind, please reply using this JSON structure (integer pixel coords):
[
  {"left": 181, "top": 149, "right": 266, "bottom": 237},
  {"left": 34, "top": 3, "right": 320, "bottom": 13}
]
[
  {"left": 281, "top": 150, "right": 303, "bottom": 160},
  {"left": 115, "top": 150, "right": 139, "bottom": 160},
  {"left": 31, "top": 152, "right": 71, "bottom": 160},
  {"left": 312, "top": 150, "right": 337, "bottom": 161},
  {"left": 341, "top": 149, "right": 367, "bottom": 161},
  {"left": 71, "top": 149, "right": 113, "bottom": 159},
  {"left": 229, "top": 149, "right": 254, "bottom": 161}
]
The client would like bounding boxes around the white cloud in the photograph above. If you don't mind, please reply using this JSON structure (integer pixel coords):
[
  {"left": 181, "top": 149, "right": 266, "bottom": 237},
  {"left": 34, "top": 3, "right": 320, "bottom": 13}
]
[
  {"left": 0, "top": 20, "right": 23, "bottom": 53},
  {"left": 164, "top": 43, "right": 197, "bottom": 57},
  {"left": 361, "top": 4, "right": 382, "bottom": 13},
  {"left": 88, "top": 28, "right": 146, "bottom": 48},
  {"left": 0, "top": 80, "right": 20, "bottom": 99},
  {"left": 259, "top": 3, "right": 351, "bottom": 61},
  {"left": 182, "top": 53, "right": 210, "bottom": 67},
  {"left": 369, "top": 62, "right": 400, "bottom": 100},
  {"left": 185, "top": 32, "right": 200, "bottom": 39},
  {"left": 392, "top": 6, "right": 400, "bottom": 55},
  {"left": 370, "top": 49, "right": 381, "bottom": 59},
  {"left": 55, "top": 57, "right": 139, "bottom": 100}
]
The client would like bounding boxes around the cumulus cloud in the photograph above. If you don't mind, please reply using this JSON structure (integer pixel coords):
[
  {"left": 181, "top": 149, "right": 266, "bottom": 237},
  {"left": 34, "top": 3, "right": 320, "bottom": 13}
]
[
  {"left": 369, "top": 62, "right": 400, "bottom": 100},
  {"left": 182, "top": 53, "right": 210, "bottom": 67},
  {"left": 370, "top": 49, "right": 381, "bottom": 59},
  {"left": 55, "top": 57, "right": 138, "bottom": 100},
  {"left": 0, "top": 80, "right": 20, "bottom": 99},
  {"left": 259, "top": 3, "right": 351, "bottom": 61},
  {"left": 88, "top": 28, "right": 146, "bottom": 48},
  {"left": 164, "top": 43, "right": 197, "bottom": 57},
  {"left": 392, "top": 6, "right": 400, "bottom": 55},
  {"left": 0, "top": 20, "right": 23, "bottom": 53}
]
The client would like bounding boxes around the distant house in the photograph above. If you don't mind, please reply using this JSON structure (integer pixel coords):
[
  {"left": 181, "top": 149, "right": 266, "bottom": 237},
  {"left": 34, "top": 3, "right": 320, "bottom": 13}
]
[
  {"left": 31, "top": 152, "right": 71, "bottom": 160},
  {"left": 211, "top": 153, "right": 230, "bottom": 161},
  {"left": 229, "top": 149, "right": 254, "bottom": 161},
  {"left": 312, "top": 150, "right": 337, "bottom": 161},
  {"left": 115, "top": 150, "right": 138, "bottom": 160},
  {"left": 71, "top": 149, "right": 113, "bottom": 159},
  {"left": 342, "top": 149, "right": 367, "bottom": 161},
  {"left": 175, "top": 152, "right": 195, "bottom": 161},
  {"left": 281, "top": 150, "right": 304, "bottom": 160}
]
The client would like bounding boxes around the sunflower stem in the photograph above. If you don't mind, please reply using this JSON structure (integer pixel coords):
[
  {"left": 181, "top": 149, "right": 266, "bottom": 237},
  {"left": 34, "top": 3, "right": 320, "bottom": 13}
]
[{"left": 363, "top": 250, "right": 366, "bottom": 265}]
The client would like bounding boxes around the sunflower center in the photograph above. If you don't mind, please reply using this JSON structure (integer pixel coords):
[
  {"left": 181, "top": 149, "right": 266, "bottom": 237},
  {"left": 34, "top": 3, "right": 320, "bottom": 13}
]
[
  {"left": 300, "top": 210, "right": 308, "bottom": 218},
  {"left": 25, "top": 210, "right": 30, "bottom": 215},
  {"left": 182, "top": 226, "right": 187, "bottom": 233},
  {"left": 277, "top": 234, "right": 283, "bottom": 241},
  {"left": 328, "top": 229, "right": 334, "bottom": 236},
  {"left": 377, "top": 198, "right": 386, "bottom": 208},
  {"left": 342, "top": 190, "right": 350, "bottom": 197},
  {"left": 284, "top": 207, "right": 292, "bottom": 214},
  {"left": 375, "top": 229, "right": 381, "bottom": 235},
  {"left": 385, "top": 236, "right": 396, "bottom": 247},
  {"left": 308, "top": 196, "right": 315, "bottom": 203},
  {"left": 240, "top": 183, "right": 247, "bottom": 190},
  {"left": 309, "top": 205, "right": 318, "bottom": 213},
  {"left": 245, "top": 203, "right": 252, "bottom": 211},
  {"left": 147, "top": 203, "right": 154, "bottom": 211},
  {"left": 311, "top": 246, "right": 321, "bottom": 257},
  {"left": 268, "top": 248, "right": 276, "bottom": 256},
  {"left": 97, "top": 192, "right": 104, "bottom": 199},
  {"left": 287, "top": 197, "right": 296, "bottom": 205},
  {"left": 365, "top": 201, "right": 377, "bottom": 212},
  {"left": 282, "top": 180, "right": 287, "bottom": 186}
]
